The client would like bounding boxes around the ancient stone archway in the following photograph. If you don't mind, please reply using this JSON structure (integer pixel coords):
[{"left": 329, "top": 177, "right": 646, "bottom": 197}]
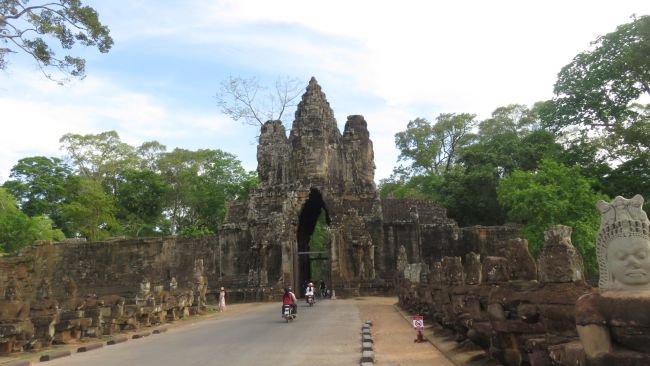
[{"left": 295, "top": 188, "right": 330, "bottom": 294}]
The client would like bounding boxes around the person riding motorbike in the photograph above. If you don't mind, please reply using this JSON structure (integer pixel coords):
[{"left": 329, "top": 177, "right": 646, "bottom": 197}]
[
  {"left": 305, "top": 282, "right": 315, "bottom": 304},
  {"left": 282, "top": 286, "right": 297, "bottom": 315}
]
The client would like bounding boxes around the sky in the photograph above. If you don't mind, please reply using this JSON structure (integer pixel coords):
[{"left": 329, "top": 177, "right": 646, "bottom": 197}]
[{"left": 1, "top": 0, "right": 648, "bottom": 183}]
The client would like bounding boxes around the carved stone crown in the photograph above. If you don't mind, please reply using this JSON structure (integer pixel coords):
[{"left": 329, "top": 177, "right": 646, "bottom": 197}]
[
  {"left": 599, "top": 220, "right": 650, "bottom": 243},
  {"left": 596, "top": 194, "right": 650, "bottom": 289}
]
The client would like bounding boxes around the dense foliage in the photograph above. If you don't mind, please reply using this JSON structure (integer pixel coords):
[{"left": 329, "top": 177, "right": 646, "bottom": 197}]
[
  {"left": 497, "top": 160, "right": 607, "bottom": 273},
  {"left": 308, "top": 209, "right": 330, "bottom": 283},
  {"left": 383, "top": 16, "right": 650, "bottom": 273},
  {"left": 0, "top": 131, "right": 257, "bottom": 252},
  {"left": 0, "top": 188, "right": 64, "bottom": 252}
]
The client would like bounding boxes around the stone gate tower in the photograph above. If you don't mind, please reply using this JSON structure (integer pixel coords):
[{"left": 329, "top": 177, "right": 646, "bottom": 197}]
[{"left": 220, "top": 77, "right": 458, "bottom": 296}]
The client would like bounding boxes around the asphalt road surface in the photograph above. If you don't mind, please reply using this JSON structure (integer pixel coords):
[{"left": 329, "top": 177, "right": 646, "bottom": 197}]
[{"left": 46, "top": 299, "right": 361, "bottom": 366}]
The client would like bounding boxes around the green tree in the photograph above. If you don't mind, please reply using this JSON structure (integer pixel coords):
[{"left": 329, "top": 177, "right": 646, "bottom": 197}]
[
  {"left": 497, "top": 160, "right": 608, "bottom": 274},
  {"left": 553, "top": 15, "right": 650, "bottom": 159},
  {"left": 157, "top": 148, "right": 257, "bottom": 234},
  {"left": 394, "top": 118, "right": 436, "bottom": 176},
  {"left": 462, "top": 104, "right": 562, "bottom": 174},
  {"left": 115, "top": 169, "right": 168, "bottom": 237},
  {"left": 0, "top": 0, "right": 113, "bottom": 83},
  {"left": 2, "top": 156, "right": 71, "bottom": 228},
  {"left": 404, "top": 104, "right": 562, "bottom": 226},
  {"left": 191, "top": 149, "right": 257, "bottom": 231},
  {"left": 436, "top": 168, "right": 505, "bottom": 226},
  {"left": 389, "top": 105, "right": 561, "bottom": 226},
  {"left": 600, "top": 153, "right": 650, "bottom": 213},
  {"left": 478, "top": 104, "right": 538, "bottom": 137},
  {"left": 59, "top": 130, "right": 136, "bottom": 181},
  {"left": 0, "top": 188, "right": 64, "bottom": 253},
  {"left": 395, "top": 113, "right": 477, "bottom": 175},
  {"left": 61, "top": 176, "right": 117, "bottom": 240},
  {"left": 308, "top": 209, "right": 330, "bottom": 282},
  {"left": 380, "top": 169, "right": 505, "bottom": 227},
  {"left": 157, "top": 148, "right": 204, "bottom": 233},
  {"left": 59, "top": 131, "right": 165, "bottom": 194},
  {"left": 135, "top": 140, "right": 167, "bottom": 171}
]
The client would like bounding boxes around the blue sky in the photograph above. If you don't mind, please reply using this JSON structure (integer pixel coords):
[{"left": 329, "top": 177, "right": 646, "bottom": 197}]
[{"left": 1, "top": 0, "right": 648, "bottom": 183}]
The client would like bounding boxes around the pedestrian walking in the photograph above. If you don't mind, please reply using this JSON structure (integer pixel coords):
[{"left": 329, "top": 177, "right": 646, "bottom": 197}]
[
  {"left": 219, "top": 287, "right": 226, "bottom": 312},
  {"left": 319, "top": 280, "right": 327, "bottom": 298}
]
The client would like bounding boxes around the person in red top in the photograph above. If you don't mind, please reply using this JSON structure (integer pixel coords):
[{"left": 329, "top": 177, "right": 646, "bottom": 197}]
[{"left": 282, "top": 286, "right": 297, "bottom": 314}]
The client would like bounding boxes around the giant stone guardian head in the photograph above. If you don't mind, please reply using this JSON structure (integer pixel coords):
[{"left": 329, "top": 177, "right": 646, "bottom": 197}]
[{"left": 597, "top": 195, "right": 650, "bottom": 290}]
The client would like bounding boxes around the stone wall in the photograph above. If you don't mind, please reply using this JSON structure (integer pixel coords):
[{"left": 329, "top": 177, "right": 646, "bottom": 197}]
[
  {"left": 381, "top": 199, "right": 459, "bottom": 281},
  {"left": 0, "top": 235, "right": 255, "bottom": 353},
  {"left": 0, "top": 236, "right": 226, "bottom": 302},
  {"left": 459, "top": 225, "right": 522, "bottom": 258},
  {"left": 397, "top": 225, "right": 594, "bottom": 366}
]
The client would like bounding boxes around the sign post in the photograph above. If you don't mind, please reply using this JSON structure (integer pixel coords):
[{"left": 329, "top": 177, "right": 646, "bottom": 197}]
[{"left": 411, "top": 315, "right": 426, "bottom": 343}]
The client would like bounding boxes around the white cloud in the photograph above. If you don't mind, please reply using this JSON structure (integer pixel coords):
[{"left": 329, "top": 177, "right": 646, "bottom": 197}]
[
  {"left": 0, "top": 68, "right": 246, "bottom": 182},
  {"left": 182, "top": 0, "right": 645, "bottom": 115}
]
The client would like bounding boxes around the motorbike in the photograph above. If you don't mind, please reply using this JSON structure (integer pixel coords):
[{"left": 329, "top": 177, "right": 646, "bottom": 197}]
[
  {"left": 306, "top": 294, "right": 315, "bottom": 307},
  {"left": 282, "top": 304, "right": 296, "bottom": 323}
]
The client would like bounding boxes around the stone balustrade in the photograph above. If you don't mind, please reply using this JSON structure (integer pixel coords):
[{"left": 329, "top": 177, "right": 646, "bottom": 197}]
[{"left": 397, "top": 225, "right": 595, "bottom": 366}]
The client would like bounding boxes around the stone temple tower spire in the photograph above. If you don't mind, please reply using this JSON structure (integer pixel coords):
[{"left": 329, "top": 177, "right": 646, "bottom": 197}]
[
  {"left": 289, "top": 77, "right": 342, "bottom": 186},
  {"left": 291, "top": 77, "right": 337, "bottom": 131}
]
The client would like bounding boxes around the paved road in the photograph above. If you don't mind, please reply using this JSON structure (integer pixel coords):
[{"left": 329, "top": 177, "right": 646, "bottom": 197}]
[{"left": 46, "top": 299, "right": 361, "bottom": 366}]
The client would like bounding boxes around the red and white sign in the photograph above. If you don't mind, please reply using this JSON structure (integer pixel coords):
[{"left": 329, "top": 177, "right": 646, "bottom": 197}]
[{"left": 411, "top": 315, "right": 424, "bottom": 331}]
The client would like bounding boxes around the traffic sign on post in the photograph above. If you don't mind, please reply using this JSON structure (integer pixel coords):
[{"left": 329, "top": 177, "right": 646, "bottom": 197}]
[
  {"left": 411, "top": 314, "right": 426, "bottom": 343},
  {"left": 412, "top": 315, "right": 424, "bottom": 331}
]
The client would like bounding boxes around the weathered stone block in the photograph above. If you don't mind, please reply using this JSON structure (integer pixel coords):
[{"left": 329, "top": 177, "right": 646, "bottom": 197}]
[
  {"left": 538, "top": 225, "right": 585, "bottom": 283},
  {"left": 464, "top": 252, "right": 482, "bottom": 285},
  {"left": 482, "top": 256, "right": 510, "bottom": 284}
]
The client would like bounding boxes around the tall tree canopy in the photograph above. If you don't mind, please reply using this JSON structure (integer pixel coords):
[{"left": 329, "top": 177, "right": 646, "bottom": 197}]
[
  {"left": 0, "top": 187, "right": 64, "bottom": 252},
  {"left": 385, "top": 104, "right": 560, "bottom": 226},
  {"left": 61, "top": 176, "right": 118, "bottom": 241},
  {"left": 0, "top": 0, "right": 113, "bottom": 83},
  {"left": 2, "top": 156, "right": 71, "bottom": 229},
  {"left": 394, "top": 113, "right": 477, "bottom": 176},
  {"left": 157, "top": 148, "right": 257, "bottom": 235},
  {"left": 497, "top": 160, "right": 607, "bottom": 274},
  {"left": 115, "top": 169, "right": 167, "bottom": 237},
  {"left": 552, "top": 15, "right": 650, "bottom": 160},
  {"left": 2, "top": 129, "right": 257, "bottom": 245},
  {"left": 59, "top": 131, "right": 167, "bottom": 195}
]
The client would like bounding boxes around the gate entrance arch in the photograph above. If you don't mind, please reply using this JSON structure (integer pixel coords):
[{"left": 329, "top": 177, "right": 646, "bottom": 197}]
[
  {"left": 221, "top": 77, "right": 406, "bottom": 298},
  {"left": 295, "top": 188, "right": 330, "bottom": 296}
]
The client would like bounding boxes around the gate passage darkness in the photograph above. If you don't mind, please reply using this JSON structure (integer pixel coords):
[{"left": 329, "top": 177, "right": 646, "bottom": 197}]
[{"left": 296, "top": 188, "right": 330, "bottom": 295}]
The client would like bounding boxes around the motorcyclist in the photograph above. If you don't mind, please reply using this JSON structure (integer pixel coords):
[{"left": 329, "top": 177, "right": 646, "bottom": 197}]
[
  {"left": 282, "top": 286, "right": 297, "bottom": 315},
  {"left": 305, "top": 282, "right": 315, "bottom": 304}
]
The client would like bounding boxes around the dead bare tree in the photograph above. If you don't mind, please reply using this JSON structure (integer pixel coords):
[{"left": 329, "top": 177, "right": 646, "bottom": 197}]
[{"left": 216, "top": 75, "right": 303, "bottom": 128}]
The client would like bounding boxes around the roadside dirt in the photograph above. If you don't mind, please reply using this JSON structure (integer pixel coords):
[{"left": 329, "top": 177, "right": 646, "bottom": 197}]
[{"left": 356, "top": 296, "right": 455, "bottom": 366}]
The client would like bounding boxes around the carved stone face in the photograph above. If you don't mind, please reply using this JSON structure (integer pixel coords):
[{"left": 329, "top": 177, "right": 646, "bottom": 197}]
[
  {"left": 607, "top": 236, "right": 650, "bottom": 289},
  {"left": 140, "top": 280, "right": 151, "bottom": 295}
]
